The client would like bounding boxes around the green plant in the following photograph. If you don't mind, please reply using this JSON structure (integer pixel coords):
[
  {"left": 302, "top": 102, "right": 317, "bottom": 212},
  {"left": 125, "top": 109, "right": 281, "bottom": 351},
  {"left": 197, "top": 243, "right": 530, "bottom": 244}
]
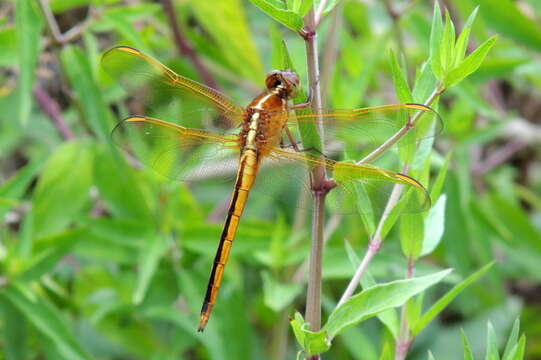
[{"left": 0, "top": 0, "right": 539, "bottom": 359}]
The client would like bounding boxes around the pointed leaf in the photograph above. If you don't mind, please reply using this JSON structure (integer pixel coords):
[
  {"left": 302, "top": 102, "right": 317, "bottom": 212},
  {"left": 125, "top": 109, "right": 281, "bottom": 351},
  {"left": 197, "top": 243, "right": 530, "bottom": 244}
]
[
  {"left": 389, "top": 50, "right": 413, "bottom": 103},
  {"left": 444, "top": 36, "right": 498, "bottom": 88},
  {"left": 412, "top": 262, "right": 494, "bottom": 336},
  {"left": 461, "top": 330, "right": 475, "bottom": 360},
  {"left": 289, "top": 312, "right": 331, "bottom": 356},
  {"left": 15, "top": 0, "right": 43, "bottom": 124},
  {"left": 429, "top": 2, "right": 444, "bottom": 80},
  {"left": 502, "top": 318, "right": 520, "bottom": 360},
  {"left": 421, "top": 195, "right": 446, "bottom": 256},
  {"left": 323, "top": 269, "right": 452, "bottom": 338},
  {"left": 1, "top": 283, "right": 91, "bottom": 360},
  {"left": 440, "top": 10, "right": 456, "bottom": 73},
  {"left": 249, "top": 0, "right": 304, "bottom": 31},
  {"left": 453, "top": 7, "right": 479, "bottom": 67},
  {"left": 486, "top": 322, "right": 500, "bottom": 360}
]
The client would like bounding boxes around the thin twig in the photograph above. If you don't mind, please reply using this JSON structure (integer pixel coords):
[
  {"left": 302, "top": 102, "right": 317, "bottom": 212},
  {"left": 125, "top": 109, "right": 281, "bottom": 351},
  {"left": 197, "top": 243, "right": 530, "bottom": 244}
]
[
  {"left": 339, "top": 82, "right": 445, "bottom": 305},
  {"left": 314, "top": 0, "right": 329, "bottom": 28},
  {"left": 336, "top": 179, "right": 405, "bottom": 306},
  {"left": 358, "top": 86, "right": 443, "bottom": 165},
  {"left": 38, "top": 0, "right": 62, "bottom": 42},
  {"left": 160, "top": 0, "right": 219, "bottom": 89},
  {"left": 473, "top": 140, "right": 527, "bottom": 176},
  {"left": 33, "top": 86, "right": 75, "bottom": 140},
  {"left": 38, "top": 0, "right": 95, "bottom": 46}
]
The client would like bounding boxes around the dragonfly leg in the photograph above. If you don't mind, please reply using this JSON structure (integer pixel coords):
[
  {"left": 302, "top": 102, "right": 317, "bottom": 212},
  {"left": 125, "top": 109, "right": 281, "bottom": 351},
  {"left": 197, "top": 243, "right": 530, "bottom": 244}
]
[
  {"left": 283, "top": 126, "right": 302, "bottom": 152},
  {"left": 290, "top": 92, "right": 312, "bottom": 110}
]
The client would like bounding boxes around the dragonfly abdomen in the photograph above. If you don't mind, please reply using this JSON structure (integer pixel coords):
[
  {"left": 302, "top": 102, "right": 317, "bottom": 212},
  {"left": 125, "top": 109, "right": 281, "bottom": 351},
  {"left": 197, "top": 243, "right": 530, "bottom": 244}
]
[{"left": 198, "top": 150, "right": 259, "bottom": 331}]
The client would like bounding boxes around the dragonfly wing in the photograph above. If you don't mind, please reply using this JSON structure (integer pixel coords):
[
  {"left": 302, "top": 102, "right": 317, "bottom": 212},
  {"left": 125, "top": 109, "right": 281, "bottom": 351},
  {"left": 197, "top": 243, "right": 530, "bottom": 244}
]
[
  {"left": 285, "top": 104, "right": 441, "bottom": 164},
  {"left": 262, "top": 146, "right": 430, "bottom": 217},
  {"left": 113, "top": 116, "right": 239, "bottom": 181},
  {"left": 102, "top": 46, "right": 244, "bottom": 129}
]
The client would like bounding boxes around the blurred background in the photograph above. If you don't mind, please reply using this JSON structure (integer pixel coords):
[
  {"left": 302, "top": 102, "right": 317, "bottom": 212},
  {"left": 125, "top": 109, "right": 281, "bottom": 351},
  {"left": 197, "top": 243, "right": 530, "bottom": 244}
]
[{"left": 0, "top": 0, "right": 540, "bottom": 359}]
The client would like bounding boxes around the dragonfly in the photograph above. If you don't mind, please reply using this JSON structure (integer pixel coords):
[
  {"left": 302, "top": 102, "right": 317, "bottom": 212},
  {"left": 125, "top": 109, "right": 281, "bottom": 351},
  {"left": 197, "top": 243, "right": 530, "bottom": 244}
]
[{"left": 102, "top": 46, "right": 439, "bottom": 332}]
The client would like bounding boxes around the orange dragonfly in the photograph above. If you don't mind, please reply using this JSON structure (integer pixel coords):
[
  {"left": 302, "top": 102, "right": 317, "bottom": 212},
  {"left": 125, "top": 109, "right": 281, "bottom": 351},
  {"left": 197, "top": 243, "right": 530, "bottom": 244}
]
[{"left": 102, "top": 46, "right": 439, "bottom": 332}]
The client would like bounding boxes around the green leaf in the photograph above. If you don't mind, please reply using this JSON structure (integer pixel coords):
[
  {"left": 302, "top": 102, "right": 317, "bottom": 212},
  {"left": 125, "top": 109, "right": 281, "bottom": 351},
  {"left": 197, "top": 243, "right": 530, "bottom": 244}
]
[
  {"left": 389, "top": 50, "right": 413, "bottom": 103},
  {"left": 18, "top": 228, "right": 87, "bottom": 282},
  {"left": 412, "top": 262, "right": 494, "bottom": 336},
  {"left": 0, "top": 156, "right": 44, "bottom": 218},
  {"left": 430, "top": 153, "right": 451, "bottom": 201},
  {"left": 262, "top": 272, "right": 302, "bottom": 312},
  {"left": 453, "top": 7, "right": 479, "bottom": 67},
  {"left": 323, "top": 269, "right": 452, "bottom": 338},
  {"left": 297, "top": 0, "right": 314, "bottom": 17},
  {"left": 400, "top": 212, "right": 425, "bottom": 260},
  {"left": 191, "top": 0, "right": 264, "bottom": 82},
  {"left": 412, "top": 61, "right": 438, "bottom": 104},
  {"left": 50, "top": 0, "right": 95, "bottom": 13},
  {"left": 61, "top": 46, "right": 112, "bottom": 142},
  {"left": 444, "top": 36, "right": 498, "bottom": 88},
  {"left": 486, "top": 322, "right": 500, "bottom": 360},
  {"left": 1, "top": 283, "right": 91, "bottom": 360},
  {"left": 379, "top": 342, "right": 392, "bottom": 360},
  {"left": 461, "top": 330, "right": 475, "bottom": 360},
  {"left": 0, "top": 27, "right": 17, "bottom": 67},
  {"left": 249, "top": 0, "right": 304, "bottom": 31},
  {"left": 502, "top": 318, "right": 520, "bottom": 360},
  {"left": 93, "top": 147, "right": 152, "bottom": 221},
  {"left": 289, "top": 312, "right": 331, "bottom": 356},
  {"left": 15, "top": 0, "right": 43, "bottom": 124},
  {"left": 471, "top": 0, "right": 541, "bottom": 52},
  {"left": 509, "top": 335, "right": 526, "bottom": 360},
  {"left": 344, "top": 241, "right": 400, "bottom": 339},
  {"left": 429, "top": 1, "right": 444, "bottom": 80},
  {"left": 269, "top": 23, "right": 282, "bottom": 70},
  {"left": 133, "top": 235, "right": 168, "bottom": 305},
  {"left": 32, "top": 141, "right": 93, "bottom": 237},
  {"left": 421, "top": 194, "right": 446, "bottom": 256},
  {"left": 0, "top": 298, "right": 27, "bottom": 360},
  {"left": 440, "top": 10, "right": 456, "bottom": 73}
]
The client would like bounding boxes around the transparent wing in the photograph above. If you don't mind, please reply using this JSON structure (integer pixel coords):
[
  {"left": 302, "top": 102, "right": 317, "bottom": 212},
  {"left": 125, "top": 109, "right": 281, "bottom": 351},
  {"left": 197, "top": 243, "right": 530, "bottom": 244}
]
[
  {"left": 102, "top": 46, "right": 244, "bottom": 129},
  {"left": 112, "top": 116, "right": 239, "bottom": 181},
  {"left": 285, "top": 103, "right": 441, "bottom": 163},
  {"left": 260, "top": 146, "right": 430, "bottom": 218}
]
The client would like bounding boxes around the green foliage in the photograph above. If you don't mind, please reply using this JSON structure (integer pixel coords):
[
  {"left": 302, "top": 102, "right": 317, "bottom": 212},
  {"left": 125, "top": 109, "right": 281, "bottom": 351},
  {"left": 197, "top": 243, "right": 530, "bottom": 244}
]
[
  {"left": 291, "top": 269, "right": 451, "bottom": 355},
  {"left": 15, "top": 0, "right": 43, "bottom": 124},
  {"left": 1, "top": 0, "right": 539, "bottom": 359}
]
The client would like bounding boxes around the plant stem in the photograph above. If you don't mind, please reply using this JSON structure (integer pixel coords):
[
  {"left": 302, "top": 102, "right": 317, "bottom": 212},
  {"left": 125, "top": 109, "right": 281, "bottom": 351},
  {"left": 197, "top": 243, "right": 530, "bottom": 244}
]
[
  {"left": 395, "top": 258, "right": 415, "bottom": 360},
  {"left": 314, "top": 0, "right": 329, "bottom": 27},
  {"left": 38, "top": 0, "right": 95, "bottom": 46},
  {"left": 302, "top": 8, "right": 329, "bottom": 360},
  {"left": 305, "top": 193, "right": 325, "bottom": 330},
  {"left": 33, "top": 87, "right": 74, "bottom": 140}
]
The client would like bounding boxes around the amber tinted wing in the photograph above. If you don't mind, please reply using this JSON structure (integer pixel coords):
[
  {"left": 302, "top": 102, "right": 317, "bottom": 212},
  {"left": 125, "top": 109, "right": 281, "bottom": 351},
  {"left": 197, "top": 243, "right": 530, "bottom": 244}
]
[
  {"left": 285, "top": 103, "right": 441, "bottom": 163},
  {"left": 261, "top": 146, "right": 430, "bottom": 220},
  {"left": 112, "top": 116, "right": 239, "bottom": 181},
  {"left": 102, "top": 46, "right": 244, "bottom": 128}
]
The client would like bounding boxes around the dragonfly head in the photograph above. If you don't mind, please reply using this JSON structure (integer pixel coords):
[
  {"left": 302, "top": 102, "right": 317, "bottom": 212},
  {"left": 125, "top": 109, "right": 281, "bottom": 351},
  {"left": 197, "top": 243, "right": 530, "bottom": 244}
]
[{"left": 265, "top": 70, "right": 299, "bottom": 99}]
